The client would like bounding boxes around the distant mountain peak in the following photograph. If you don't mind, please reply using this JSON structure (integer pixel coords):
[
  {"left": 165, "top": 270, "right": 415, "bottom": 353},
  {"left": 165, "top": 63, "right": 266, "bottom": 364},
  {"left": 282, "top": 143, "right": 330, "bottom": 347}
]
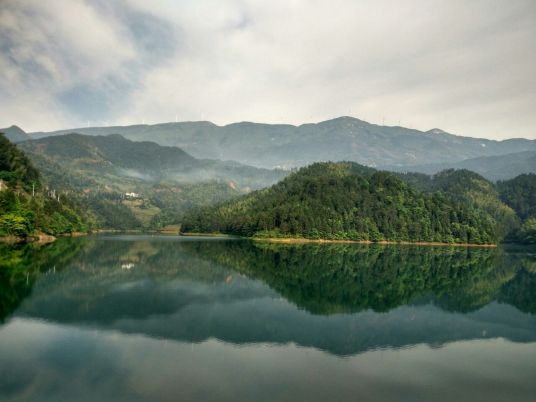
[
  {"left": 0, "top": 124, "right": 30, "bottom": 143},
  {"left": 427, "top": 128, "right": 448, "bottom": 135}
]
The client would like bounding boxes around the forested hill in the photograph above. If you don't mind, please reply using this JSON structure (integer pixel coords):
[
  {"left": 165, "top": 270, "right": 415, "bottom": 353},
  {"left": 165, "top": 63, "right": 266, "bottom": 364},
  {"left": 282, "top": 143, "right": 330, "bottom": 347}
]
[
  {"left": 19, "top": 133, "right": 285, "bottom": 188},
  {"left": 497, "top": 174, "right": 536, "bottom": 243},
  {"left": 30, "top": 117, "right": 536, "bottom": 170},
  {"left": 0, "top": 134, "right": 89, "bottom": 238},
  {"left": 16, "top": 133, "right": 286, "bottom": 230},
  {"left": 181, "top": 162, "right": 499, "bottom": 244}
]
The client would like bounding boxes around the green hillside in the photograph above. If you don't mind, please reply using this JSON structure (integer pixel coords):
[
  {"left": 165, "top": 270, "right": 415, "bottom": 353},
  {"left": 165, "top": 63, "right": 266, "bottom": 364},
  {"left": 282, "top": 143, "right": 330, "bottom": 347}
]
[
  {"left": 17, "top": 134, "right": 286, "bottom": 230},
  {"left": 19, "top": 133, "right": 285, "bottom": 188},
  {"left": 396, "top": 169, "right": 519, "bottom": 240},
  {"left": 498, "top": 174, "right": 536, "bottom": 244},
  {"left": 181, "top": 162, "right": 499, "bottom": 244},
  {"left": 0, "top": 134, "right": 89, "bottom": 238}
]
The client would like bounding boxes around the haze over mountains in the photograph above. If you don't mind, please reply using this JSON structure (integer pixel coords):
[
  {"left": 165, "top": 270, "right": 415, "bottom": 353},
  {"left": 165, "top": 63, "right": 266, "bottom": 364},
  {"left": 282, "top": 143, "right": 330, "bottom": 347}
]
[
  {"left": 387, "top": 151, "right": 536, "bottom": 182},
  {"left": 19, "top": 133, "right": 284, "bottom": 190},
  {"left": 28, "top": 117, "right": 536, "bottom": 173}
]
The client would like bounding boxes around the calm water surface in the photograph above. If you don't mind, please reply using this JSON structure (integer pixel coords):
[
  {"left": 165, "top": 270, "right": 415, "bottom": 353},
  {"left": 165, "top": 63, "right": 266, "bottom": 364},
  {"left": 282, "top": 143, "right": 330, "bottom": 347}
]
[{"left": 1, "top": 235, "right": 535, "bottom": 401}]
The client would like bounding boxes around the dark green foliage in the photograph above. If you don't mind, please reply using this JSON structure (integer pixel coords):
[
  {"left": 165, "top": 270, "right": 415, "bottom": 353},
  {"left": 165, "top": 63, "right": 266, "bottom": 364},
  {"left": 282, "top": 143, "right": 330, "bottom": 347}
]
[
  {"left": 182, "top": 162, "right": 498, "bottom": 244},
  {"left": 0, "top": 133, "right": 90, "bottom": 237},
  {"left": 497, "top": 174, "right": 536, "bottom": 243},
  {"left": 148, "top": 182, "right": 238, "bottom": 229},
  {"left": 0, "top": 133, "right": 39, "bottom": 189},
  {"left": 17, "top": 133, "right": 285, "bottom": 230},
  {"left": 397, "top": 169, "right": 519, "bottom": 240},
  {"left": 498, "top": 174, "right": 536, "bottom": 221}
]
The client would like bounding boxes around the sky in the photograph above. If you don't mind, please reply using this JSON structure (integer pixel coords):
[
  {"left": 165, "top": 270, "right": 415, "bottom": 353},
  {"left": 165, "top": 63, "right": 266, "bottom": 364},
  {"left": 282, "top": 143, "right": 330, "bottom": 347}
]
[{"left": 0, "top": 0, "right": 535, "bottom": 139}]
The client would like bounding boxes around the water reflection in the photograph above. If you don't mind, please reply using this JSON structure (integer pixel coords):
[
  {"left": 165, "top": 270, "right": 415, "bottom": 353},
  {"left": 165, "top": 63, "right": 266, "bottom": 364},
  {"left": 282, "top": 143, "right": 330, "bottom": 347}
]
[
  {"left": 1, "top": 236, "right": 536, "bottom": 402},
  {"left": 1, "top": 237, "right": 535, "bottom": 356}
]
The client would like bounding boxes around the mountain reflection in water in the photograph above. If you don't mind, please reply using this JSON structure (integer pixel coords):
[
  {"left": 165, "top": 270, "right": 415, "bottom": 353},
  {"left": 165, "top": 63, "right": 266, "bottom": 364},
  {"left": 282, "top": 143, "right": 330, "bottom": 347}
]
[{"left": 1, "top": 236, "right": 535, "bottom": 356}]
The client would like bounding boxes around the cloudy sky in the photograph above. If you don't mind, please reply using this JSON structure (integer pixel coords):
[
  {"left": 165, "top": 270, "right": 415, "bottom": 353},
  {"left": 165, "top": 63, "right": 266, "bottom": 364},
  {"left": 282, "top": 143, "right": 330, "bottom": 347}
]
[{"left": 1, "top": 0, "right": 535, "bottom": 139}]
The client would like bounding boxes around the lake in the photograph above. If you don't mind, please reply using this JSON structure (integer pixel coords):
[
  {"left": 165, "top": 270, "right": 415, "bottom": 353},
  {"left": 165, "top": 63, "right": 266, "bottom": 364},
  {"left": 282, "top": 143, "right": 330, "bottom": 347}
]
[{"left": 1, "top": 235, "right": 535, "bottom": 402}]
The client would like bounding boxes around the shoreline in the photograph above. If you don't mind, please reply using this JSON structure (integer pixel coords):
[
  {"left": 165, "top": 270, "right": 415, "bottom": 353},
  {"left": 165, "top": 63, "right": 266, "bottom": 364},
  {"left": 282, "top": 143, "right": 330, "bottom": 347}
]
[
  {"left": 0, "top": 231, "right": 89, "bottom": 244},
  {"left": 252, "top": 237, "right": 497, "bottom": 247},
  {"left": 179, "top": 232, "right": 238, "bottom": 238},
  {"left": 1, "top": 231, "right": 498, "bottom": 247},
  {"left": 0, "top": 233, "right": 56, "bottom": 244},
  {"left": 179, "top": 232, "right": 497, "bottom": 247}
]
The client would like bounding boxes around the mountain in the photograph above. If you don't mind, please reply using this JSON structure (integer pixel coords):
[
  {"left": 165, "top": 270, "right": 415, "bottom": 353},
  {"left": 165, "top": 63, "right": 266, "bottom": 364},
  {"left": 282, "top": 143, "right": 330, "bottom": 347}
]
[
  {"left": 498, "top": 174, "right": 536, "bottom": 221},
  {"left": 396, "top": 169, "right": 518, "bottom": 240},
  {"left": 497, "top": 174, "right": 536, "bottom": 243},
  {"left": 0, "top": 134, "right": 89, "bottom": 238},
  {"left": 0, "top": 125, "right": 31, "bottom": 143},
  {"left": 19, "top": 133, "right": 285, "bottom": 188},
  {"left": 17, "top": 134, "right": 286, "bottom": 229},
  {"left": 385, "top": 151, "right": 536, "bottom": 181},
  {"left": 181, "top": 162, "right": 499, "bottom": 244},
  {"left": 30, "top": 117, "right": 536, "bottom": 169}
]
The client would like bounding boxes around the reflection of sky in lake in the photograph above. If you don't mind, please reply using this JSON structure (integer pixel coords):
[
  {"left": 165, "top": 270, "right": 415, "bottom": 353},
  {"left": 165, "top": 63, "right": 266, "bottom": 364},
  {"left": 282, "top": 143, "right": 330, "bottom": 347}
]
[
  {"left": 0, "top": 236, "right": 535, "bottom": 401},
  {"left": 1, "top": 319, "right": 535, "bottom": 402}
]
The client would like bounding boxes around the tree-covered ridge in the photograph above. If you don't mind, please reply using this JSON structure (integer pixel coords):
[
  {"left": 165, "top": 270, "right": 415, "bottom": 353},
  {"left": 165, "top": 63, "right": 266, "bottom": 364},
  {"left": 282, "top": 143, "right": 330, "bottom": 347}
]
[
  {"left": 0, "top": 132, "right": 39, "bottom": 189},
  {"left": 397, "top": 169, "right": 519, "bottom": 240},
  {"left": 181, "top": 162, "right": 498, "bottom": 244},
  {"left": 18, "top": 133, "right": 286, "bottom": 230},
  {"left": 0, "top": 133, "right": 90, "bottom": 237},
  {"left": 498, "top": 174, "right": 536, "bottom": 244}
]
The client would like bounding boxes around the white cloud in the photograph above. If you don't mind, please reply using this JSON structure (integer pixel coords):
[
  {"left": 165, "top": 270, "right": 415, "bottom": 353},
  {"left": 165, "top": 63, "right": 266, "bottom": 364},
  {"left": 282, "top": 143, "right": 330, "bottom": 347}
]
[
  {"left": 0, "top": 0, "right": 138, "bottom": 130},
  {"left": 1, "top": 0, "right": 535, "bottom": 139}
]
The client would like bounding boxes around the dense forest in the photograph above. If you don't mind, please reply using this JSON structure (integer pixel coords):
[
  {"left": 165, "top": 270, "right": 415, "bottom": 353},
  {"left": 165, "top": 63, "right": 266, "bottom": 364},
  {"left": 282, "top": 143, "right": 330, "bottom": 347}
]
[
  {"left": 181, "top": 162, "right": 501, "bottom": 244},
  {"left": 18, "top": 133, "right": 285, "bottom": 230},
  {"left": 0, "top": 134, "right": 89, "bottom": 238},
  {"left": 3, "top": 129, "right": 535, "bottom": 243},
  {"left": 396, "top": 169, "right": 519, "bottom": 240},
  {"left": 497, "top": 174, "right": 536, "bottom": 244}
]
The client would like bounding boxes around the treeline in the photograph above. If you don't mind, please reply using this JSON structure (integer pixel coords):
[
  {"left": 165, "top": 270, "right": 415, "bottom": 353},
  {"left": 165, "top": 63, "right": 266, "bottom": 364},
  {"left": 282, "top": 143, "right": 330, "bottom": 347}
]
[
  {"left": 20, "top": 136, "right": 244, "bottom": 231},
  {"left": 497, "top": 174, "right": 536, "bottom": 244},
  {"left": 396, "top": 170, "right": 536, "bottom": 244},
  {"left": 181, "top": 162, "right": 500, "bottom": 244},
  {"left": 0, "top": 134, "right": 90, "bottom": 238}
]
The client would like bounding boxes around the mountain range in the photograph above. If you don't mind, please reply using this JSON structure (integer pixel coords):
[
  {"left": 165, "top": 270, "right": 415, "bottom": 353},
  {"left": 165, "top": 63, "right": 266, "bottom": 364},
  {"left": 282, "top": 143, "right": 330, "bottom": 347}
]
[
  {"left": 29, "top": 117, "right": 536, "bottom": 172},
  {"left": 386, "top": 151, "right": 536, "bottom": 182},
  {"left": 15, "top": 134, "right": 286, "bottom": 229},
  {"left": 18, "top": 133, "right": 285, "bottom": 190}
]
